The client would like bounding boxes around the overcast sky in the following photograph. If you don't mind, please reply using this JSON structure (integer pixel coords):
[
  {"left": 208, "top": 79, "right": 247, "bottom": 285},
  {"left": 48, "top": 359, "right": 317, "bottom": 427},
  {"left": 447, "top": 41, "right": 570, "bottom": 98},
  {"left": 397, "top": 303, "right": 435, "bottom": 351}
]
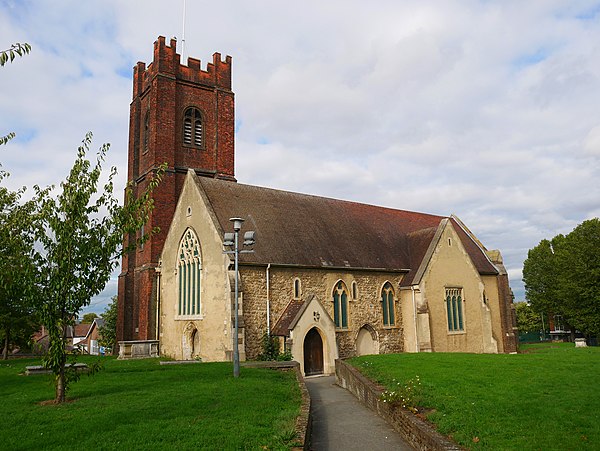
[{"left": 2, "top": 0, "right": 600, "bottom": 315}]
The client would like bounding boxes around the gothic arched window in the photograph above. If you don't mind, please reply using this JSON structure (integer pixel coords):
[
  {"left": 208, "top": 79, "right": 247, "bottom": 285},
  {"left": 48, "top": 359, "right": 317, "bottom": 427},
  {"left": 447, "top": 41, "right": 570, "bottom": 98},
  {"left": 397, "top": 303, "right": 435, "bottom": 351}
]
[
  {"left": 183, "top": 107, "right": 203, "bottom": 148},
  {"left": 445, "top": 287, "right": 464, "bottom": 332},
  {"left": 294, "top": 278, "right": 301, "bottom": 299},
  {"left": 332, "top": 281, "right": 348, "bottom": 329},
  {"left": 178, "top": 228, "right": 202, "bottom": 316},
  {"left": 381, "top": 282, "right": 395, "bottom": 326}
]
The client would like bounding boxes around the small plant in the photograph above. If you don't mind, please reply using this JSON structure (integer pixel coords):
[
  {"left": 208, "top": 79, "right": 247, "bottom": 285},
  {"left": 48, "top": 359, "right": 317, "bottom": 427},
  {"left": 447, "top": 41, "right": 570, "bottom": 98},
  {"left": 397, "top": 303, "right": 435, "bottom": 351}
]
[
  {"left": 257, "top": 332, "right": 293, "bottom": 361},
  {"left": 258, "top": 332, "right": 280, "bottom": 361},
  {"left": 380, "top": 375, "right": 422, "bottom": 413},
  {"left": 277, "top": 349, "right": 293, "bottom": 361}
]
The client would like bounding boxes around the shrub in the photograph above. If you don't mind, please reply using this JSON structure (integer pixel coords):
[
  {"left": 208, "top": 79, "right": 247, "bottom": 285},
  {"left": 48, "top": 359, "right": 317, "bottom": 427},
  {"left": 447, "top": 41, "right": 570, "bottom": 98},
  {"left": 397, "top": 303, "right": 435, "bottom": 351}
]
[{"left": 258, "top": 332, "right": 292, "bottom": 361}]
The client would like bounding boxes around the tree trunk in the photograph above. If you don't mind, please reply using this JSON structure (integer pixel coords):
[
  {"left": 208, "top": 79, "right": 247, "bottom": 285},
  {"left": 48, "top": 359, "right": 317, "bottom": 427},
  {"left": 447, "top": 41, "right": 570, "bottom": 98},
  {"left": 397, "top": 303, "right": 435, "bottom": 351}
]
[
  {"left": 54, "top": 324, "right": 68, "bottom": 403},
  {"left": 55, "top": 366, "right": 66, "bottom": 403},
  {"left": 2, "top": 327, "right": 9, "bottom": 360}
]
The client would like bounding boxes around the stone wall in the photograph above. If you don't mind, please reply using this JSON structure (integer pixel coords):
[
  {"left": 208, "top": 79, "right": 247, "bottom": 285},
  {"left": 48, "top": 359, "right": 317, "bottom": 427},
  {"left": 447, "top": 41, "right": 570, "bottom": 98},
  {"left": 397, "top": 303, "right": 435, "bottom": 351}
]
[
  {"left": 336, "top": 359, "right": 462, "bottom": 451},
  {"left": 240, "top": 266, "right": 405, "bottom": 360}
]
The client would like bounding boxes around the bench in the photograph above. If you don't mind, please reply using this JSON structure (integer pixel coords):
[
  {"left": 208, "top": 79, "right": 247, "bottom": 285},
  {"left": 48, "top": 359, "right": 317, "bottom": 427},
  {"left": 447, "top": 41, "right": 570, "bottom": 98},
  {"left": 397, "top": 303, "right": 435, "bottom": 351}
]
[{"left": 25, "top": 363, "right": 89, "bottom": 376}]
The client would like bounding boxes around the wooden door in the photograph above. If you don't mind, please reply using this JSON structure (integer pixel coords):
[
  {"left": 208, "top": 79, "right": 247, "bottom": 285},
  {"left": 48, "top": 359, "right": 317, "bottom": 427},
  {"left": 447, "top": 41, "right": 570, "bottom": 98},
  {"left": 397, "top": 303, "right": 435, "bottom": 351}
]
[{"left": 303, "top": 328, "right": 324, "bottom": 376}]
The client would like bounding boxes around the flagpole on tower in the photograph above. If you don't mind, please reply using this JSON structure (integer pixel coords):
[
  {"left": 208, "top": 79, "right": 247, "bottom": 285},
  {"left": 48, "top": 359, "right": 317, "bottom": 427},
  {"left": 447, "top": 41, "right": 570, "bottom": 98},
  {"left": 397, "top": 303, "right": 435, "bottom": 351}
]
[{"left": 181, "top": 0, "right": 187, "bottom": 61}]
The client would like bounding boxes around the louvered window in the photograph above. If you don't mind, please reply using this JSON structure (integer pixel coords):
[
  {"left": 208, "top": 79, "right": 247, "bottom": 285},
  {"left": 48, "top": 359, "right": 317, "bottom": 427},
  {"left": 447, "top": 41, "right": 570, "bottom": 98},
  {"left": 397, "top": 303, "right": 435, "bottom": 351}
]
[{"left": 183, "top": 107, "right": 203, "bottom": 148}]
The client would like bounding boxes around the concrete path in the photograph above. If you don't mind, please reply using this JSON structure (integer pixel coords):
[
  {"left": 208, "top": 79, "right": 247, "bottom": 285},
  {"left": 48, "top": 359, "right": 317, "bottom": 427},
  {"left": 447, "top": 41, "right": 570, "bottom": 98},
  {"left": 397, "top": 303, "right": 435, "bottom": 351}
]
[{"left": 305, "top": 376, "right": 414, "bottom": 451}]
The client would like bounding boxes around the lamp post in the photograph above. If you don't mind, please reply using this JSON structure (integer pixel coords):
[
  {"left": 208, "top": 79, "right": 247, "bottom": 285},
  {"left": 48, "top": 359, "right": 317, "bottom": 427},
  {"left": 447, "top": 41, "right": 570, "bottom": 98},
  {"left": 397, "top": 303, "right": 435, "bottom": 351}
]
[{"left": 223, "top": 217, "right": 255, "bottom": 378}]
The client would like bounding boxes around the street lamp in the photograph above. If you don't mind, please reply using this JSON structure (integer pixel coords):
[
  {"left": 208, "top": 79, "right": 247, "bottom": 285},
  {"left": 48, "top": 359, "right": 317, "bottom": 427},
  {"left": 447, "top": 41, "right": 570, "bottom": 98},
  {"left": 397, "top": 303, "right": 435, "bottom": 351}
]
[{"left": 223, "top": 217, "right": 255, "bottom": 377}]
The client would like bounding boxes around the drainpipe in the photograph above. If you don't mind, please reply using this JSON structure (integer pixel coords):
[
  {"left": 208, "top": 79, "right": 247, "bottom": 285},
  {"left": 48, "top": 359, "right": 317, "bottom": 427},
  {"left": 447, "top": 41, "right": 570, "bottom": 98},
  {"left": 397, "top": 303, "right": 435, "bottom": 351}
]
[
  {"left": 155, "top": 264, "right": 161, "bottom": 341},
  {"left": 266, "top": 263, "right": 271, "bottom": 336},
  {"left": 411, "top": 285, "right": 419, "bottom": 352}
]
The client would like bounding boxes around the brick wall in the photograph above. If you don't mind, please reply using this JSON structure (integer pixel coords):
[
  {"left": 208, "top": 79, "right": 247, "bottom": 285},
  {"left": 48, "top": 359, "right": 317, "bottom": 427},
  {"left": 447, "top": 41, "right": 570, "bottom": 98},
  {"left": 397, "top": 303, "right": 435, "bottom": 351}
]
[{"left": 117, "top": 36, "right": 235, "bottom": 342}]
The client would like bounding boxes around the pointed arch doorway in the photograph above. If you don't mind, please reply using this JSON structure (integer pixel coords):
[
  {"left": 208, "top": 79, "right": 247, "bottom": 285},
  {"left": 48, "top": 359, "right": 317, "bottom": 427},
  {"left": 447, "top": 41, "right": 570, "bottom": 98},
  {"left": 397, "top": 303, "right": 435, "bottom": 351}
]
[{"left": 303, "top": 328, "right": 324, "bottom": 376}]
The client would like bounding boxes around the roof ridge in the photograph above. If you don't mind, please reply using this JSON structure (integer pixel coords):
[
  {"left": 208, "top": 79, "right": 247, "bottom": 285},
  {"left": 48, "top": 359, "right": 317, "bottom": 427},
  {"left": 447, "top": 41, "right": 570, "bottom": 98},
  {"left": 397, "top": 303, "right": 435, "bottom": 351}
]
[{"left": 205, "top": 176, "right": 447, "bottom": 220}]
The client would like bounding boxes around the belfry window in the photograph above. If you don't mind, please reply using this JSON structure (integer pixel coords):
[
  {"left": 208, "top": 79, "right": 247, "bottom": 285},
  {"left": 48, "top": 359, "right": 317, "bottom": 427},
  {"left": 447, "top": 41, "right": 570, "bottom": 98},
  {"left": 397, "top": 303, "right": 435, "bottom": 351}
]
[
  {"left": 445, "top": 288, "right": 464, "bottom": 332},
  {"left": 332, "top": 281, "right": 348, "bottom": 329},
  {"left": 178, "top": 228, "right": 202, "bottom": 317},
  {"left": 381, "top": 282, "right": 395, "bottom": 326},
  {"left": 183, "top": 107, "right": 203, "bottom": 148}
]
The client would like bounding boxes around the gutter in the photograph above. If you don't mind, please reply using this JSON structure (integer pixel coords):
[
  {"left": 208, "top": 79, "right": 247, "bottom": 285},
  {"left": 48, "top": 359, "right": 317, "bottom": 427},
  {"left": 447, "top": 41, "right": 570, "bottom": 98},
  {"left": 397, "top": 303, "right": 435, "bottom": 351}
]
[
  {"left": 266, "top": 263, "right": 271, "bottom": 336},
  {"left": 238, "top": 261, "right": 410, "bottom": 273}
]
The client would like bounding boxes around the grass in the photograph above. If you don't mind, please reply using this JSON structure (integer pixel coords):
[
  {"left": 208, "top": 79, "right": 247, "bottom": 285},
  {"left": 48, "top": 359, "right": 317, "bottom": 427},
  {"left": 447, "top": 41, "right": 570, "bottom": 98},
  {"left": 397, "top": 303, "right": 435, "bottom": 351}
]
[
  {"left": 349, "top": 343, "right": 600, "bottom": 450},
  {"left": 0, "top": 356, "right": 301, "bottom": 450}
]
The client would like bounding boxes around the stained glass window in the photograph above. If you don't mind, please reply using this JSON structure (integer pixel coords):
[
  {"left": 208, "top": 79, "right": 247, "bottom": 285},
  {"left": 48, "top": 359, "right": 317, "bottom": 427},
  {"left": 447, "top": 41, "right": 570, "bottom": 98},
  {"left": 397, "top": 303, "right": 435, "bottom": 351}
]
[
  {"left": 381, "top": 282, "right": 395, "bottom": 326},
  {"left": 332, "top": 282, "right": 348, "bottom": 328},
  {"left": 445, "top": 288, "right": 464, "bottom": 332},
  {"left": 178, "top": 228, "right": 202, "bottom": 316}
]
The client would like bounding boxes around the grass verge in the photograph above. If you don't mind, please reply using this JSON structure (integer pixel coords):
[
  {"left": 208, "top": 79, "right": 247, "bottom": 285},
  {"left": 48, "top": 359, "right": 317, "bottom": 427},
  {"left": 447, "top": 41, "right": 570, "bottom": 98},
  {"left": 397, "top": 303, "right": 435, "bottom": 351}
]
[
  {"left": 0, "top": 356, "right": 301, "bottom": 450},
  {"left": 349, "top": 343, "right": 600, "bottom": 450}
]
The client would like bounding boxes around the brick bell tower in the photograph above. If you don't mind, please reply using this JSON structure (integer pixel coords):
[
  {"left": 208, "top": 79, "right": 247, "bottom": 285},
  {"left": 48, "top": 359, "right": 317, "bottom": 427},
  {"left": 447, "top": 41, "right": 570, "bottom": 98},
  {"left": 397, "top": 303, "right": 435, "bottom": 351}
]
[{"left": 117, "top": 36, "right": 235, "bottom": 343}]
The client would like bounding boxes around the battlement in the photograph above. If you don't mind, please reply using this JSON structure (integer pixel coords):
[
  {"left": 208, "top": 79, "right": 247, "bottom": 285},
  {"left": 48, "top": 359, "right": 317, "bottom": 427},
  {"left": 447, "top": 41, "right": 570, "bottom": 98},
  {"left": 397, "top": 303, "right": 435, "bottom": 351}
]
[{"left": 132, "top": 36, "right": 232, "bottom": 98}]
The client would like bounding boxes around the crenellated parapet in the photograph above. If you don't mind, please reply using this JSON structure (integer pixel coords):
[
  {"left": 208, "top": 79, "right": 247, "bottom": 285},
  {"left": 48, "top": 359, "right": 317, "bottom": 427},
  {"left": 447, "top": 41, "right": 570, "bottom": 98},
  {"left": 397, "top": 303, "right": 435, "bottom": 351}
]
[{"left": 132, "top": 36, "right": 231, "bottom": 98}]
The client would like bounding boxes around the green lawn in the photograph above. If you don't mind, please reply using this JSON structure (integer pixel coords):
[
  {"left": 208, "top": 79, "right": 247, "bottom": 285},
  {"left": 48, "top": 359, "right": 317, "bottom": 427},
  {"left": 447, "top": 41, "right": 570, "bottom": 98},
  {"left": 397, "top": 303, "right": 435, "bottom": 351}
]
[
  {"left": 0, "top": 357, "right": 301, "bottom": 450},
  {"left": 349, "top": 343, "right": 600, "bottom": 450}
]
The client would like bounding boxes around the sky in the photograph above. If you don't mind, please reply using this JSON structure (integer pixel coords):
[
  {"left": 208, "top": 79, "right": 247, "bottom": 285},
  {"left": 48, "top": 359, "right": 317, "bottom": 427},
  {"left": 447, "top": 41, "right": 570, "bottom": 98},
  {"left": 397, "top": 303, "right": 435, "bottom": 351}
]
[{"left": 2, "top": 0, "right": 600, "bottom": 316}]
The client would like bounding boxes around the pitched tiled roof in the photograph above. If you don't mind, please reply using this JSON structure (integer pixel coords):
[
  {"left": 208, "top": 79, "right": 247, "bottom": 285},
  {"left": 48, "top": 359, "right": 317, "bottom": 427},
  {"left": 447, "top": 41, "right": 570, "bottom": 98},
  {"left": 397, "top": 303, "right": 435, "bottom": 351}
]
[
  {"left": 271, "top": 299, "right": 304, "bottom": 337},
  {"left": 74, "top": 323, "right": 91, "bottom": 338},
  {"left": 195, "top": 175, "right": 498, "bottom": 276}
]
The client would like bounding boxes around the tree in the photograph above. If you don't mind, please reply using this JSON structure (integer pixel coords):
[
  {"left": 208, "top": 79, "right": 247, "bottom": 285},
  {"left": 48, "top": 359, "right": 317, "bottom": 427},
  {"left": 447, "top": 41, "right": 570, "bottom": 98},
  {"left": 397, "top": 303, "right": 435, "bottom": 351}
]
[
  {"left": 0, "top": 171, "right": 43, "bottom": 359},
  {"left": 1, "top": 43, "right": 31, "bottom": 146},
  {"left": 36, "top": 133, "right": 163, "bottom": 403},
  {"left": 81, "top": 313, "right": 98, "bottom": 324},
  {"left": 98, "top": 296, "right": 117, "bottom": 352},
  {"left": 523, "top": 218, "right": 600, "bottom": 338},
  {"left": 522, "top": 237, "right": 563, "bottom": 319},
  {"left": 557, "top": 219, "right": 600, "bottom": 336},
  {"left": 515, "top": 302, "right": 543, "bottom": 334}
]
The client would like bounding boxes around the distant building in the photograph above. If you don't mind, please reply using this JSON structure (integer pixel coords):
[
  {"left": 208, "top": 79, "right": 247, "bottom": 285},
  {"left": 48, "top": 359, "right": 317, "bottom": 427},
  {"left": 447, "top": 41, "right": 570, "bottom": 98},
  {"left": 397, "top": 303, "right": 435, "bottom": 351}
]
[
  {"left": 117, "top": 37, "right": 518, "bottom": 375},
  {"left": 78, "top": 318, "right": 106, "bottom": 355}
]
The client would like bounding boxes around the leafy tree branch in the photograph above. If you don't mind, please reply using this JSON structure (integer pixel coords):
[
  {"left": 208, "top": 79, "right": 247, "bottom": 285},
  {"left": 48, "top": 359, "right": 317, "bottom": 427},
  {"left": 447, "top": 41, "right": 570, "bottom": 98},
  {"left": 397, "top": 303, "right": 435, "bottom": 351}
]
[{"left": 0, "top": 43, "right": 31, "bottom": 66}]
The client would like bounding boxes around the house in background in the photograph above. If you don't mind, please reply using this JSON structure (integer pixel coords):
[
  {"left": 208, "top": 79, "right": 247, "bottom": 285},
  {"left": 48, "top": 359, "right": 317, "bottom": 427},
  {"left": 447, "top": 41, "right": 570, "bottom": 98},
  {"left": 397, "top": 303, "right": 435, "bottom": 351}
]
[
  {"left": 72, "top": 323, "right": 91, "bottom": 349},
  {"left": 79, "top": 318, "right": 106, "bottom": 355},
  {"left": 117, "top": 37, "right": 518, "bottom": 375}
]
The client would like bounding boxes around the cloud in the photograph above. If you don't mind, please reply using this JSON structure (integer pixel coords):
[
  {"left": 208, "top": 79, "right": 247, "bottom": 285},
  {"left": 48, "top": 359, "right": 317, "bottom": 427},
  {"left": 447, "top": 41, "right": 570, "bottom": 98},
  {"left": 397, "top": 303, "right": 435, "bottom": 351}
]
[{"left": 2, "top": 0, "right": 600, "bottom": 307}]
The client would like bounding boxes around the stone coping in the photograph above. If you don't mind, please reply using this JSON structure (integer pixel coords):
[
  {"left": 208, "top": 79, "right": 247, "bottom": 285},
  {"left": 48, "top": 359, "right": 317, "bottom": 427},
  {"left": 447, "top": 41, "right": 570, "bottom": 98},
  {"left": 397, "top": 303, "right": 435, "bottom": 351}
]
[
  {"left": 336, "top": 359, "right": 462, "bottom": 451},
  {"left": 241, "top": 360, "right": 298, "bottom": 369},
  {"left": 118, "top": 340, "right": 160, "bottom": 344}
]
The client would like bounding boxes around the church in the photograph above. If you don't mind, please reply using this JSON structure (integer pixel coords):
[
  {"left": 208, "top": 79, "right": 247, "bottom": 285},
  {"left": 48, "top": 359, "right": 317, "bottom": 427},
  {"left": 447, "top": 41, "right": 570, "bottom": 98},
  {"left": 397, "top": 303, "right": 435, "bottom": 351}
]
[{"left": 116, "top": 37, "right": 518, "bottom": 375}]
